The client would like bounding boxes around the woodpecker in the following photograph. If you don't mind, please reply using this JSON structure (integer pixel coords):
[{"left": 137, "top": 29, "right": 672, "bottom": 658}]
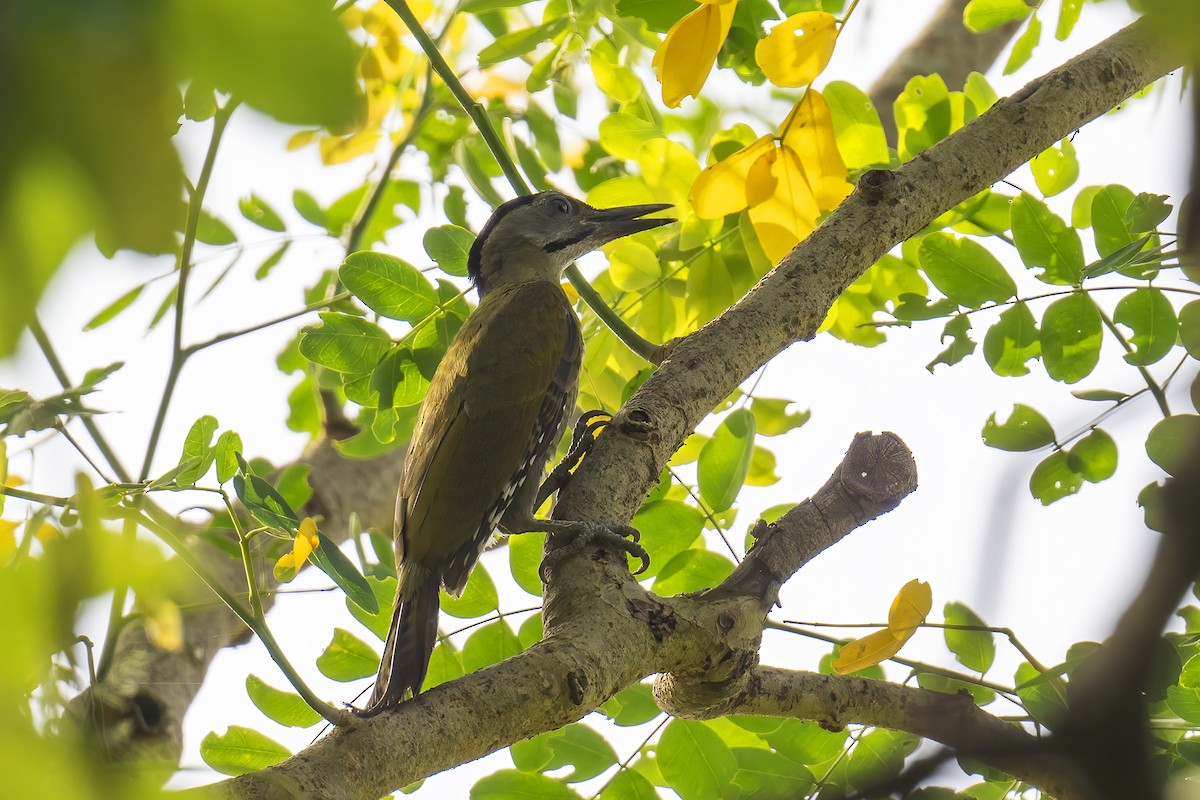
[{"left": 359, "top": 191, "right": 673, "bottom": 715}]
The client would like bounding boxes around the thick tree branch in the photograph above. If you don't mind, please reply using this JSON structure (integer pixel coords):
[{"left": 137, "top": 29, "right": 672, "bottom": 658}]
[{"left": 658, "top": 667, "right": 1091, "bottom": 800}]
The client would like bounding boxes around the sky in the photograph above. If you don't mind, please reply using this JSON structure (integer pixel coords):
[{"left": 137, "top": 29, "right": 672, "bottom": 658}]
[{"left": 1, "top": 0, "right": 1193, "bottom": 795}]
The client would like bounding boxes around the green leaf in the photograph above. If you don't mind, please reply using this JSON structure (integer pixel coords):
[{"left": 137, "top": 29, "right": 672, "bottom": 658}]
[
  {"left": 238, "top": 194, "right": 285, "bottom": 232},
  {"left": 511, "top": 724, "right": 618, "bottom": 783},
  {"left": 340, "top": 251, "right": 439, "bottom": 322},
  {"left": 471, "top": 770, "right": 580, "bottom": 800},
  {"left": 244, "top": 675, "right": 321, "bottom": 728},
  {"left": 926, "top": 314, "right": 975, "bottom": 372},
  {"left": 915, "top": 670, "right": 996, "bottom": 706},
  {"left": 232, "top": 473, "right": 299, "bottom": 531},
  {"left": 293, "top": 189, "right": 328, "bottom": 228},
  {"left": 823, "top": 81, "right": 890, "bottom": 170},
  {"left": 254, "top": 240, "right": 291, "bottom": 280},
  {"left": 425, "top": 640, "right": 466, "bottom": 690},
  {"left": 214, "top": 430, "right": 242, "bottom": 484},
  {"left": 478, "top": 18, "right": 569, "bottom": 66},
  {"left": 509, "top": 531, "right": 547, "bottom": 596},
  {"left": 1014, "top": 663, "right": 1068, "bottom": 727},
  {"left": 918, "top": 233, "right": 1016, "bottom": 309},
  {"left": 963, "top": 0, "right": 1033, "bottom": 31},
  {"left": 697, "top": 409, "right": 756, "bottom": 512},
  {"left": 299, "top": 312, "right": 391, "bottom": 374},
  {"left": 981, "top": 404, "right": 1055, "bottom": 451},
  {"left": 609, "top": 241, "right": 663, "bottom": 292},
  {"left": 316, "top": 628, "right": 378, "bottom": 681},
  {"left": 423, "top": 225, "right": 475, "bottom": 277},
  {"left": 1146, "top": 415, "right": 1200, "bottom": 477},
  {"left": 1072, "top": 388, "right": 1129, "bottom": 402},
  {"left": 658, "top": 720, "right": 737, "bottom": 800},
  {"left": 653, "top": 549, "right": 735, "bottom": 595},
  {"left": 1067, "top": 428, "right": 1117, "bottom": 483},
  {"left": 760, "top": 719, "right": 847, "bottom": 765},
  {"left": 347, "top": 576, "right": 397, "bottom": 641},
  {"left": 615, "top": 0, "right": 694, "bottom": 32},
  {"left": 894, "top": 74, "right": 951, "bottom": 159},
  {"left": 1168, "top": 686, "right": 1200, "bottom": 724},
  {"left": 1004, "top": 13, "right": 1042, "bottom": 73},
  {"left": 599, "top": 113, "right": 663, "bottom": 161},
  {"left": 184, "top": 81, "right": 217, "bottom": 122},
  {"left": 1010, "top": 193, "right": 1083, "bottom": 285},
  {"left": 632, "top": 500, "right": 704, "bottom": 579},
  {"left": 1091, "top": 184, "right": 1137, "bottom": 257},
  {"left": 600, "top": 683, "right": 662, "bottom": 727},
  {"left": 196, "top": 209, "right": 237, "bottom": 245},
  {"left": 1040, "top": 292, "right": 1101, "bottom": 384},
  {"left": 169, "top": 0, "right": 359, "bottom": 127},
  {"left": 1082, "top": 233, "right": 1155, "bottom": 279},
  {"left": 983, "top": 301, "right": 1040, "bottom": 376},
  {"left": 1056, "top": 0, "right": 1083, "bottom": 39},
  {"left": 1029, "top": 139, "right": 1078, "bottom": 197},
  {"left": 749, "top": 398, "right": 810, "bottom": 436},
  {"left": 310, "top": 533, "right": 378, "bottom": 614},
  {"left": 176, "top": 415, "right": 219, "bottom": 486},
  {"left": 441, "top": 563, "right": 499, "bottom": 619},
  {"left": 1125, "top": 193, "right": 1172, "bottom": 234},
  {"left": 846, "top": 729, "right": 920, "bottom": 789},
  {"left": 1029, "top": 450, "right": 1083, "bottom": 505},
  {"left": 1180, "top": 300, "right": 1200, "bottom": 359},
  {"left": 199, "top": 725, "right": 291, "bottom": 776},
  {"left": 731, "top": 748, "right": 813, "bottom": 797},
  {"left": 599, "top": 769, "right": 659, "bottom": 800},
  {"left": 944, "top": 602, "right": 995, "bottom": 673},
  {"left": 462, "top": 619, "right": 522, "bottom": 673},
  {"left": 84, "top": 284, "right": 144, "bottom": 330},
  {"left": 1113, "top": 288, "right": 1177, "bottom": 366}
]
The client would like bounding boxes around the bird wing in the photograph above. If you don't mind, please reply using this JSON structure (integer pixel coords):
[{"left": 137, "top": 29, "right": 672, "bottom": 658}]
[{"left": 395, "top": 281, "right": 574, "bottom": 596}]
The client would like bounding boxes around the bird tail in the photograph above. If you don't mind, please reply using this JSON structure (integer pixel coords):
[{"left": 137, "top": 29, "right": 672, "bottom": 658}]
[{"left": 359, "top": 577, "right": 440, "bottom": 716}]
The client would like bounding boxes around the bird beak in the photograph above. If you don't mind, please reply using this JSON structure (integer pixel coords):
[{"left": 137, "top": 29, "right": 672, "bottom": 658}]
[{"left": 587, "top": 203, "right": 675, "bottom": 240}]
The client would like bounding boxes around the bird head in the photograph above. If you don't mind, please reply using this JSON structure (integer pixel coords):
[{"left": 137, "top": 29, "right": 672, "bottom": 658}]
[{"left": 467, "top": 191, "right": 674, "bottom": 296}]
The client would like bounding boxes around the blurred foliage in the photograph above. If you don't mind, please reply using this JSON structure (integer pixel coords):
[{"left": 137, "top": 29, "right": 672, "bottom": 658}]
[{"left": 1, "top": 0, "right": 1198, "bottom": 797}]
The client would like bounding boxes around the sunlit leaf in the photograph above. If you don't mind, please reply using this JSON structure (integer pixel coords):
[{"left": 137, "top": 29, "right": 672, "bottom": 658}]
[
  {"left": 200, "top": 726, "right": 291, "bottom": 776},
  {"left": 697, "top": 409, "right": 756, "bottom": 512},
  {"left": 944, "top": 601, "right": 995, "bottom": 673},
  {"left": 316, "top": 628, "right": 378, "bottom": 681},
  {"left": 982, "top": 404, "right": 1055, "bottom": 451},
  {"left": 245, "top": 675, "right": 322, "bottom": 728},
  {"left": 652, "top": 0, "right": 737, "bottom": 108},
  {"left": 1029, "top": 450, "right": 1083, "bottom": 505},
  {"left": 1040, "top": 292, "right": 1102, "bottom": 384},
  {"left": 755, "top": 12, "right": 838, "bottom": 88}
]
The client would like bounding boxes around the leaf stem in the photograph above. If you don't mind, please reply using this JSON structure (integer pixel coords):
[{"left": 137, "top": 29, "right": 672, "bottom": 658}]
[
  {"left": 184, "top": 291, "right": 354, "bottom": 355},
  {"left": 140, "top": 100, "right": 238, "bottom": 482}
]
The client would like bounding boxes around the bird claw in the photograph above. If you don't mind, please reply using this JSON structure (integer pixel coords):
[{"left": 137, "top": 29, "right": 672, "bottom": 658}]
[{"left": 538, "top": 522, "right": 649, "bottom": 582}]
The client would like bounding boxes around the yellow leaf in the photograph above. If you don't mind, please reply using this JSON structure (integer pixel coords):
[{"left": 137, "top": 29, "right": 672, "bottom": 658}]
[
  {"left": 746, "top": 145, "right": 820, "bottom": 263},
  {"left": 363, "top": 2, "right": 403, "bottom": 41},
  {"left": 830, "top": 579, "right": 931, "bottom": 674},
  {"left": 689, "top": 134, "right": 775, "bottom": 219},
  {"left": 34, "top": 522, "right": 58, "bottom": 543},
  {"left": 0, "top": 519, "right": 17, "bottom": 564},
  {"left": 780, "top": 90, "right": 853, "bottom": 210},
  {"left": 286, "top": 130, "right": 319, "bottom": 151},
  {"left": 144, "top": 598, "right": 184, "bottom": 653},
  {"left": 652, "top": 0, "right": 738, "bottom": 108},
  {"left": 830, "top": 628, "right": 904, "bottom": 674},
  {"left": 755, "top": 12, "right": 839, "bottom": 88},
  {"left": 274, "top": 518, "right": 320, "bottom": 583},
  {"left": 365, "top": 82, "right": 398, "bottom": 126},
  {"left": 887, "top": 578, "right": 932, "bottom": 637},
  {"left": 319, "top": 129, "right": 382, "bottom": 165}
]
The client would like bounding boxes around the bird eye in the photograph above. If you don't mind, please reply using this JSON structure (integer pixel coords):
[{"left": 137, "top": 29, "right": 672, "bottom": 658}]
[{"left": 551, "top": 196, "right": 572, "bottom": 215}]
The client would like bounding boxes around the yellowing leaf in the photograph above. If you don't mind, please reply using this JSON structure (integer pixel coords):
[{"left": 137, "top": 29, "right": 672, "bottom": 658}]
[
  {"left": 274, "top": 517, "right": 321, "bottom": 582},
  {"left": 830, "top": 579, "right": 931, "bottom": 674},
  {"left": 0, "top": 519, "right": 17, "bottom": 564},
  {"left": 144, "top": 598, "right": 184, "bottom": 653},
  {"left": 830, "top": 628, "right": 904, "bottom": 674},
  {"left": 746, "top": 145, "right": 819, "bottom": 263},
  {"left": 34, "top": 522, "right": 58, "bottom": 543},
  {"left": 286, "top": 130, "right": 319, "bottom": 151},
  {"left": 887, "top": 578, "right": 932, "bottom": 636},
  {"left": 319, "top": 129, "right": 382, "bottom": 165},
  {"left": 690, "top": 134, "right": 775, "bottom": 219},
  {"left": 780, "top": 90, "right": 853, "bottom": 210},
  {"left": 652, "top": 0, "right": 738, "bottom": 108},
  {"left": 755, "top": 12, "right": 839, "bottom": 88}
]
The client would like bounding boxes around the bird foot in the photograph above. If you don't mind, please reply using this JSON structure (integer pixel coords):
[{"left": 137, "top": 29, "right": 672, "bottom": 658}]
[
  {"left": 536, "top": 410, "right": 613, "bottom": 508},
  {"left": 538, "top": 521, "right": 649, "bottom": 583}
]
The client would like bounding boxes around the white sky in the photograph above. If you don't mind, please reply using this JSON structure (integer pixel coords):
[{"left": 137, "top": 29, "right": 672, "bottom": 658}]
[{"left": 1, "top": 1, "right": 1193, "bottom": 796}]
